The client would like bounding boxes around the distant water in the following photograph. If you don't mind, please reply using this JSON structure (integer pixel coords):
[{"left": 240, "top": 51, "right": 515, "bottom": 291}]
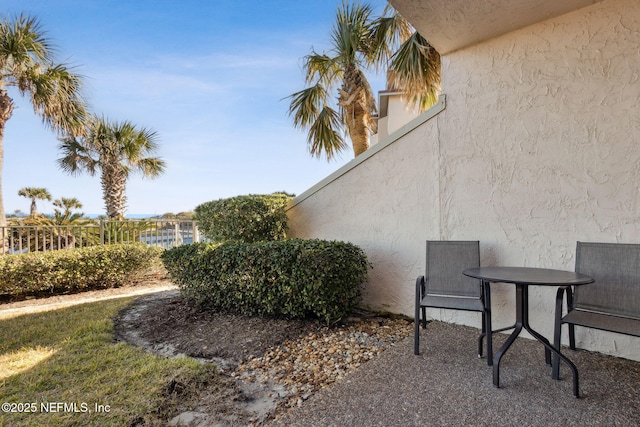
[{"left": 84, "top": 213, "right": 159, "bottom": 219}]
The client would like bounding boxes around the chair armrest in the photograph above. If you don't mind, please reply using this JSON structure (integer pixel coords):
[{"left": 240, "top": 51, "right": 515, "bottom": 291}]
[{"left": 416, "top": 275, "right": 425, "bottom": 302}]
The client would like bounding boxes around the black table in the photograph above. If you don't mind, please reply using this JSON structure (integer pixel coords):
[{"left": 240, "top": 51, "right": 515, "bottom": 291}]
[{"left": 463, "top": 266, "right": 593, "bottom": 397}]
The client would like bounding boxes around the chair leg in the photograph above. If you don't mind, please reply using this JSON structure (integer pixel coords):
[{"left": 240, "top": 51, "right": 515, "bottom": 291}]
[
  {"left": 414, "top": 303, "right": 421, "bottom": 355},
  {"left": 553, "top": 323, "right": 562, "bottom": 380},
  {"left": 483, "top": 280, "right": 493, "bottom": 366},
  {"left": 566, "top": 287, "right": 576, "bottom": 350},
  {"left": 415, "top": 276, "right": 423, "bottom": 355},
  {"left": 414, "top": 315, "right": 420, "bottom": 355},
  {"left": 478, "top": 311, "right": 485, "bottom": 358},
  {"left": 552, "top": 286, "right": 567, "bottom": 379},
  {"left": 569, "top": 324, "right": 576, "bottom": 350}
]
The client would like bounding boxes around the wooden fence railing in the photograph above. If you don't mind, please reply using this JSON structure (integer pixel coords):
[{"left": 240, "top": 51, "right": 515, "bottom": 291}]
[{"left": 0, "top": 220, "right": 204, "bottom": 254}]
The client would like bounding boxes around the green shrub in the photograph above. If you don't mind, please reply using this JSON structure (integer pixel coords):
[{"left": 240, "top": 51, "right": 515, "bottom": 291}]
[
  {"left": 161, "top": 239, "right": 368, "bottom": 324},
  {"left": 0, "top": 244, "right": 163, "bottom": 298},
  {"left": 193, "top": 193, "right": 293, "bottom": 243}
]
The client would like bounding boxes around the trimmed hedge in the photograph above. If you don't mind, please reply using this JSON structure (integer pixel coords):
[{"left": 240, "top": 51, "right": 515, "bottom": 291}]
[
  {"left": 161, "top": 239, "right": 368, "bottom": 324},
  {"left": 193, "top": 193, "right": 293, "bottom": 243},
  {"left": 0, "top": 244, "right": 163, "bottom": 298}
]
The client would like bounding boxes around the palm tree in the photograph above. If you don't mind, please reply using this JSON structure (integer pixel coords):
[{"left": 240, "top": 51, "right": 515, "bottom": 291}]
[
  {"left": 18, "top": 187, "right": 51, "bottom": 216},
  {"left": 57, "top": 115, "right": 166, "bottom": 219},
  {"left": 50, "top": 197, "right": 89, "bottom": 249},
  {"left": 19, "top": 196, "right": 93, "bottom": 251},
  {"left": 287, "top": 2, "right": 440, "bottom": 160},
  {"left": 0, "top": 14, "right": 87, "bottom": 228},
  {"left": 52, "top": 196, "right": 83, "bottom": 219}
]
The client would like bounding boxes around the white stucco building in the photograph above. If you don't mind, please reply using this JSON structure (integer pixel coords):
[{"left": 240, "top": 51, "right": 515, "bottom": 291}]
[{"left": 286, "top": 0, "right": 640, "bottom": 361}]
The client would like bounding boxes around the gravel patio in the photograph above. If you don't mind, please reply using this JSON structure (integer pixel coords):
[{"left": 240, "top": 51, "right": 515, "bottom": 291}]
[{"left": 269, "top": 321, "right": 640, "bottom": 427}]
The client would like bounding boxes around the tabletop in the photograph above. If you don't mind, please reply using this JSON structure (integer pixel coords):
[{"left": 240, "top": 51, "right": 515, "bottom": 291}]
[{"left": 463, "top": 266, "right": 594, "bottom": 286}]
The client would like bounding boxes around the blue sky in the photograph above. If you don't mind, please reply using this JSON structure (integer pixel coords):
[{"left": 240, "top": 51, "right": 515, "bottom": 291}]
[{"left": 2, "top": 0, "right": 387, "bottom": 216}]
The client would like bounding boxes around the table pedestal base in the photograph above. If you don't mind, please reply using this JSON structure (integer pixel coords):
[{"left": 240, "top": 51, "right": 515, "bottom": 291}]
[{"left": 490, "top": 282, "right": 580, "bottom": 398}]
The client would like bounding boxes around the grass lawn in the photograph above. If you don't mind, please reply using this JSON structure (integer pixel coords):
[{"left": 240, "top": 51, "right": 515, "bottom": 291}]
[{"left": 0, "top": 296, "right": 216, "bottom": 426}]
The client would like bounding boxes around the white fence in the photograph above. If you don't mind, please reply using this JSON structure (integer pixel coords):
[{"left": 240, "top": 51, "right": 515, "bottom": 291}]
[{"left": 0, "top": 220, "right": 204, "bottom": 254}]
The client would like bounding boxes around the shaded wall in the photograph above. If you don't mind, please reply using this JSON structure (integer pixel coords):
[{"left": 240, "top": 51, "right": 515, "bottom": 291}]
[{"left": 287, "top": 0, "right": 640, "bottom": 361}]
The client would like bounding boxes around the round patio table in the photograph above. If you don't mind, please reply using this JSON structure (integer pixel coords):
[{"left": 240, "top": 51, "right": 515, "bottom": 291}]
[{"left": 463, "top": 266, "right": 593, "bottom": 397}]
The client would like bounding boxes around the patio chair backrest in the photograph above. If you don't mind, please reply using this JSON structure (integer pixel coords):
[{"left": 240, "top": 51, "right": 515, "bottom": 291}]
[
  {"left": 425, "top": 241, "right": 481, "bottom": 298},
  {"left": 574, "top": 242, "right": 640, "bottom": 320}
]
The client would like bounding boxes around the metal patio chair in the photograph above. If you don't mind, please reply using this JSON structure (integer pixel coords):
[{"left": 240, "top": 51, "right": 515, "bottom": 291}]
[
  {"left": 552, "top": 241, "right": 640, "bottom": 379},
  {"left": 414, "top": 241, "right": 493, "bottom": 363}
]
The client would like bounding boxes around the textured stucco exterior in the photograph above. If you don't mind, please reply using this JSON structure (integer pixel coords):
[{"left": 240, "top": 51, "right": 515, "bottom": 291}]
[
  {"left": 286, "top": 0, "right": 640, "bottom": 361},
  {"left": 390, "top": 0, "right": 603, "bottom": 54}
]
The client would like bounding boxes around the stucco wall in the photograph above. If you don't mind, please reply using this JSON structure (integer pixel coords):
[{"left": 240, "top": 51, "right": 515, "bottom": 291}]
[{"left": 287, "top": 0, "right": 640, "bottom": 361}]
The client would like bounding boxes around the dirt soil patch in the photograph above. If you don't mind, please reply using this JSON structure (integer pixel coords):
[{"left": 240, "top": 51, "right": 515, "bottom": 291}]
[{"left": 124, "top": 292, "right": 319, "bottom": 367}]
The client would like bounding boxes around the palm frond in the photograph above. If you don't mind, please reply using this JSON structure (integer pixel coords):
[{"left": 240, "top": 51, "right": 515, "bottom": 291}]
[
  {"left": 287, "top": 83, "right": 330, "bottom": 129},
  {"left": 1, "top": 14, "right": 87, "bottom": 135},
  {"left": 303, "top": 52, "right": 341, "bottom": 88},
  {"left": 307, "top": 106, "right": 346, "bottom": 160},
  {"left": 387, "top": 32, "right": 441, "bottom": 110},
  {"left": 27, "top": 63, "right": 87, "bottom": 135},
  {"left": 132, "top": 157, "right": 166, "bottom": 178},
  {"left": 331, "top": 1, "right": 373, "bottom": 67},
  {"left": 0, "top": 14, "right": 52, "bottom": 69},
  {"left": 53, "top": 197, "right": 82, "bottom": 212},
  {"left": 17, "top": 187, "right": 51, "bottom": 200},
  {"left": 368, "top": 7, "right": 413, "bottom": 68},
  {"left": 57, "top": 136, "right": 99, "bottom": 176}
]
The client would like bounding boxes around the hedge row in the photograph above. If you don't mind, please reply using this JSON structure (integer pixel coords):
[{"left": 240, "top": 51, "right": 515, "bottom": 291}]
[
  {"left": 161, "top": 239, "right": 369, "bottom": 324},
  {"left": 0, "top": 244, "right": 163, "bottom": 298},
  {"left": 193, "top": 193, "right": 293, "bottom": 243}
]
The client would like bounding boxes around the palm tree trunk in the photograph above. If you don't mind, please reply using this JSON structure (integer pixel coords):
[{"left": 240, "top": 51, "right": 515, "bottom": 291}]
[
  {"left": 101, "top": 163, "right": 127, "bottom": 219},
  {"left": 0, "top": 89, "right": 13, "bottom": 254},
  {"left": 0, "top": 89, "right": 15, "bottom": 237},
  {"left": 0, "top": 137, "right": 5, "bottom": 254},
  {"left": 347, "top": 97, "right": 371, "bottom": 157},
  {"left": 339, "top": 66, "right": 371, "bottom": 157},
  {"left": 0, "top": 136, "right": 5, "bottom": 230}
]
